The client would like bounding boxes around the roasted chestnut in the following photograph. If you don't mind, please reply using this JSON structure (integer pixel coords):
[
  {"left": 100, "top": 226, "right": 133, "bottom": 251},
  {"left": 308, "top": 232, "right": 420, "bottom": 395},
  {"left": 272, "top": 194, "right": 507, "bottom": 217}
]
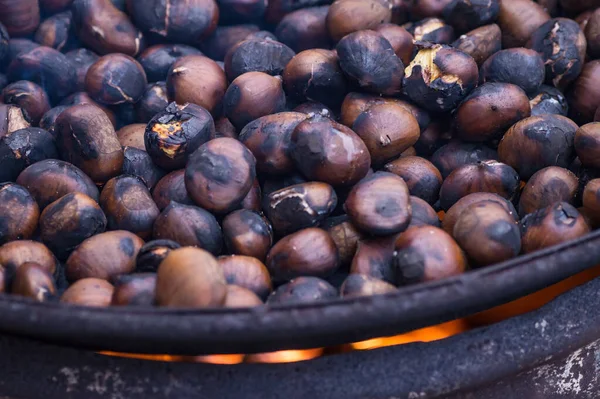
[
  {"left": 11, "top": 262, "right": 56, "bottom": 302},
  {"left": 374, "top": 23, "right": 414, "bottom": 66},
  {"left": 383, "top": 156, "right": 442, "bottom": 205},
  {"left": 60, "top": 278, "right": 114, "bottom": 307},
  {"left": 321, "top": 215, "right": 364, "bottom": 266},
  {"left": 267, "top": 276, "right": 337, "bottom": 305},
  {"left": 479, "top": 48, "right": 546, "bottom": 94},
  {"left": 222, "top": 210, "right": 272, "bottom": 262},
  {"left": 583, "top": 178, "right": 600, "bottom": 224},
  {"left": 1, "top": 81, "right": 50, "bottom": 126},
  {"left": 0, "top": 127, "right": 58, "bottom": 182},
  {"left": 122, "top": 147, "right": 167, "bottom": 190},
  {"left": 0, "top": 240, "right": 57, "bottom": 281},
  {"left": 452, "top": 24, "right": 502, "bottom": 66},
  {"left": 340, "top": 274, "right": 397, "bottom": 298},
  {"left": 217, "top": 0, "right": 268, "bottom": 25},
  {"left": 409, "top": 196, "right": 440, "bottom": 227},
  {"left": 218, "top": 255, "right": 272, "bottom": 300},
  {"left": 585, "top": 8, "right": 600, "bottom": 59},
  {"left": 135, "top": 82, "right": 169, "bottom": 124},
  {"left": 201, "top": 25, "right": 259, "bottom": 62},
  {"left": 497, "top": 0, "right": 549, "bottom": 48},
  {"left": 569, "top": 60, "right": 600, "bottom": 123},
  {"left": 575, "top": 123, "right": 600, "bottom": 169},
  {"left": 137, "top": 44, "right": 203, "bottom": 83},
  {"left": 110, "top": 273, "right": 156, "bottom": 306},
  {"left": 0, "top": 105, "right": 30, "bottom": 138},
  {"left": 529, "top": 85, "right": 569, "bottom": 116},
  {"left": 59, "top": 91, "right": 118, "bottom": 128},
  {"left": 518, "top": 166, "right": 578, "bottom": 216},
  {"left": 442, "top": 192, "right": 519, "bottom": 235},
  {"left": 0, "top": 0, "right": 40, "bottom": 37},
  {"left": 430, "top": 140, "right": 498, "bottom": 178},
  {"left": 34, "top": 11, "right": 79, "bottom": 53},
  {"left": 39, "top": 106, "right": 69, "bottom": 136},
  {"left": 151, "top": 170, "right": 194, "bottom": 210},
  {"left": 350, "top": 235, "right": 396, "bottom": 283},
  {"left": 224, "top": 38, "right": 295, "bottom": 82},
  {"left": 135, "top": 239, "right": 180, "bottom": 273},
  {"left": 0, "top": 183, "right": 39, "bottom": 245},
  {"left": 275, "top": 6, "right": 331, "bottom": 53},
  {"left": 326, "top": 0, "right": 392, "bottom": 42},
  {"left": 444, "top": 0, "right": 500, "bottom": 33},
  {"left": 65, "top": 48, "right": 99, "bottom": 92},
  {"left": 116, "top": 124, "right": 145, "bottom": 150},
  {"left": 404, "top": 18, "right": 455, "bottom": 44},
  {"left": 85, "top": 54, "right": 148, "bottom": 105}
]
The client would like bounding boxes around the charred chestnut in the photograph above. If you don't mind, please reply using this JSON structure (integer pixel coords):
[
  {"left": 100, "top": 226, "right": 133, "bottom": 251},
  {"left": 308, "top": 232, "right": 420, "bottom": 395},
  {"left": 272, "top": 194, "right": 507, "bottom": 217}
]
[
  {"left": 137, "top": 44, "right": 203, "bottom": 83},
  {"left": 480, "top": 48, "right": 546, "bottom": 94},
  {"left": 151, "top": 170, "right": 194, "bottom": 210},
  {"left": 222, "top": 209, "right": 272, "bottom": 261},
  {"left": 409, "top": 196, "right": 440, "bottom": 227},
  {"left": 60, "top": 278, "right": 114, "bottom": 307},
  {"left": 410, "top": 0, "right": 453, "bottom": 19},
  {"left": 217, "top": 0, "right": 268, "bottom": 25},
  {"left": 122, "top": 147, "right": 166, "bottom": 190},
  {"left": 404, "top": 18, "right": 455, "bottom": 44},
  {"left": 350, "top": 235, "right": 396, "bottom": 283},
  {"left": 443, "top": 192, "right": 518, "bottom": 235},
  {"left": 518, "top": 166, "right": 578, "bottom": 216},
  {"left": 135, "top": 82, "right": 169, "bottom": 124},
  {"left": 575, "top": 123, "right": 600, "bottom": 169},
  {"left": 384, "top": 156, "right": 442, "bottom": 205},
  {"left": 11, "top": 262, "right": 56, "bottom": 302},
  {"left": 65, "top": 48, "right": 99, "bottom": 92},
  {"left": 224, "top": 38, "right": 295, "bottom": 82},
  {"left": 218, "top": 255, "right": 272, "bottom": 300},
  {"left": 452, "top": 24, "right": 502, "bottom": 66},
  {"left": 0, "top": 105, "right": 30, "bottom": 138},
  {"left": 340, "top": 274, "right": 397, "bottom": 298},
  {"left": 135, "top": 239, "right": 180, "bottom": 273},
  {"left": 39, "top": 106, "right": 68, "bottom": 136},
  {"left": 443, "top": 0, "right": 500, "bottom": 33},
  {"left": 0, "top": 127, "right": 58, "bottom": 182},
  {"left": 275, "top": 6, "right": 331, "bottom": 53},
  {"left": 110, "top": 273, "right": 156, "bottom": 306},
  {"left": 430, "top": 140, "right": 497, "bottom": 178},
  {"left": 34, "top": 11, "right": 79, "bottom": 53},
  {"left": 0, "top": 183, "right": 39, "bottom": 245},
  {"left": 498, "top": 0, "right": 549, "bottom": 48},
  {"left": 1, "top": 81, "right": 50, "bottom": 126},
  {"left": 267, "top": 276, "right": 337, "bottom": 305},
  {"left": 529, "top": 85, "right": 569, "bottom": 116},
  {"left": 326, "top": 0, "right": 392, "bottom": 42},
  {"left": 321, "top": 215, "right": 364, "bottom": 266},
  {"left": 85, "top": 54, "right": 147, "bottom": 105},
  {"left": 374, "top": 23, "right": 414, "bottom": 66}
]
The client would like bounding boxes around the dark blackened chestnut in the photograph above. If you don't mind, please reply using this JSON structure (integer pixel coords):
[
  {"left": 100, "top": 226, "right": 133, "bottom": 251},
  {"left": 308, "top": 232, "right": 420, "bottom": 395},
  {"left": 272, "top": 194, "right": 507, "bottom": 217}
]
[
  {"left": 156, "top": 247, "right": 226, "bottom": 308},
  {"left": 240, "top": 177, "right": 262, "bottom": 212},
  {"left": 217, "top": 0, "right": 268, "bottom": 25},
  {"left": 222, "top": 209, "right": 272, "bottom": 261},
  {"left": 60, "top": 91, "right": 117, "bottom": 128},
  {"left": 439, "top": 160, "right": 520, "bottom": 211},
  {"left": 384, "top": 156, "right": 442, "bottom": 205},
  {"left": 498, "top": 0, "right": 549, "bottom": 48},
  {"left": 340, "top": 274, "right": 397, "bottom": 298},
  {"left": 577, "top": 10, "right": 594, "bottom": 32},
  {"left": 100, "top": 175, "right": 159, "bottom": 239},
  {"left": 40, "top": 193, "right": 106, "bottom": 260},
  {"left": 583, "top": 178, "right": 600, "bottom": 224},
  {"left": 122, "top": 147, "right": 166, "bottom": 190},
  {"left": 403, "top": 43, "right": 478, "bottom": 113},
  {"left": 409, "top": 196, "right": 440, "bottom": 227},
  {"left": 224, "top": 72, "right": 286, "bottom": 130},
  {"left": 0, "top": 0, "right": 40, "bottom": 37},
  {"left": 266, "top": 227, "right": 338, "bottom": 282},
  {"left": 0, "top": 241, "right": 56, "bottom": 279},
  {"left": 145, "top": 102, "right": 215, "bottom": 171},
  {"left": 374, "top": 23, "right": 414, "bottom": 66},
  {"left": 128, "top": 0, "right": 218, "bottom": 45},
  {"left": 536, "top": 0, "right": 559, "bottom": 15},
  {"left": 321, "top": 215, "right": 363, "bottom": 266},
  {"left": 135, "top": 82, "right": 169, "bottom": 124},
  {"left": 66, "top": 230, "right": 144, "bottom": 281},
  {"left": 117, "top": 124, "right": 145, "bottom": 150},
  {"left": 135, "top": 239, "right": 180, "bottom": 273},
  {"left": 39, "top": 106, "right": 69, "bottom": 136},
  {"left": 72, "top": 0, "right": 144, "bottom": 57},
  {"left": 85, "top": 54, "right": 147, "bottom": 105},
  {"left": 218, "top": 255, "right": 272, "bottom": 300},
  {"left": 60, "top": 278, "right": 114, "bottom": 307},
  {"left": 390, "top": 0, "right": 410, "bottom": 24},
  {"left": 393, "top": 226, "right": 467, "bottom": 285},
  {"left": 521, "top": 202, "right": 590, "bottom": 253},
  {"left": 283, "top": 49, "right": 347, "bottom": 110},
  {"left": 351, "top": 103, "right": 420, "bottom": 165},
  {"left": 138, "top": 45, "right": 203, "bottom": 83},
  {"left": 153, "top": 202, "right": 222, "bottom": 254},
  {"left": 110, "top": 273, "right": 156, "bottom": 306},
  {"left": 0, "top": 74, "right": 6, "bottom": 90},
  {"left": 443, "top": 192, "right": 518, "bottom": 235},
  {"left": 337, "top": 30, "right": 404, "bottom": 96},
  {"left": 452, "top": 24, "right": 502, "bottom": 66},
  {"left": 5, "top": 39, "right": 39, "bottom": 69},
  {"left": 480, "top": 48, "right": 546, "bottom": 94},
  {"left": 443, "top": 0, "right": 500, "bottom": 33},
  {"left": 345, "top": 171, "right": 411, "bottom": 235},
  {"left": 238, "top": 112, "right": 308, "bottom": 176},
  {"left": 224, "top": 285, "right": 263, "bottom": 307},
  {"left": 275, "top": 6, "right": 331, "bottom": 53},
  {"left": 151, "top": 170, "right": 194, "bottom": 210},
  {"left": 11, "top": 262, "right": 56, "bottom": 302},
  {"left": 455, "top": 82, "right": 531, "bottom": 142},
  {"left": 528, "top": 18, "right": 586, "bottom": 90},
  {"left": 65, "top": 48, "right": 99, "bottom": 92},
  {"left": 55, "top": 104, "right": 124, "bottom": 183},
  {"left": 185, "top": 137, "right": 256, "bottom": 214},
  {"left": 262, "top": 173, "right": 307, "bottom": 197},
  {"left": 7, "top": 46, "right": 75, "bottom": 103},
  {"left": 430, "top": 140, "right": 497, "bottom": 178},
  {"left": 453, "top": 201, "right": 521, "bottom": 266},
  {"left": 291, "top": 116, "right": 371, "bottom": 186},
  {"left": 34, "top": 11, "right": 79, "bottom": 53},
  {"left": 529, "top": 85, "right": 569, "bottom": 116},
  {"left": 559, "top": 0, "right": 600, "bottom": 14},
  {"left": 201, "top": 25, "right": 259, "bottom": 62},
  {"left": 0, "top": 127, "right": 58, "bottom": 182},
  {"left": 518, "top": 166, "right": 578, "bottom": 216},
  {"left": 410, "top": 0, "right": 453, "bottom": 19},
  {"left": 264, "top": 182, "right": 337, "bottom": 236},
  {"left": 267, "top": 276, "right": 337, "bottom": 305},
  {"left": 498, "top": 115, "right": 579, "bottom": 180},
  {"left": 404, "top": 18, "right": 455, "bottom": 44},
  {"left": 0, "top": 183, "right": 39, "bottom": 245},
  {"left": 245, "top": 30, "right": 277, "bottom": 41},
  {"left": 569, "top": 61, "right": 600, "bottom": 123},
  {"left": 575, "top": 123, "right": 600, "bottom": 169},
  {"left": 1, "top": 81, "right": 50, "bottom": 126},
  {"left": 350, "top": 235, "right": 396, "bottom": 283},
  {"left": 265, "top": 0, "right": 332, "bottom": 25},
  {"left": 39, "top": 0, "right": 74, "bottom": 13},
  {"left": 167, "top": 55, "right": 227, "bottom": 115},
  {"left": 326, "top": 0, "right": 392, "bottom": 42},
  {"left": 224, "top": 39, "right": 295, "bottom": 82}
]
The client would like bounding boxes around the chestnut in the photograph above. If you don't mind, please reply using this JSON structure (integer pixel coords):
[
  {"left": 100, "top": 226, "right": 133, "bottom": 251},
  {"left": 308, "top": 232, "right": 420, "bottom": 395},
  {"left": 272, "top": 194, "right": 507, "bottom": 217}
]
[
  {"left": 167, "top": 55, "right": 227, "bottom": 115},
  {"left": 350, "top": 235, "right": 396, "bottom": 284},
  {"left": 452, "top": 24, "right": 502, "bottom": 66},
  {"left": 40, "top": 192, "right": 107, "bottom": 260},
  {"left": 455, "top": 82, "right": 531, "bottom": 142},
  {"left": 575, "top": 123, "right": 600, "bottom": 169},
  {"left": 39, "top": 106, "right": 69, "bottom": 136},
  {"left": 11, "top": 262, "right": 56, "bottom": 302},
  {"left": 266, "top": 227, "right": 338, "bottom": 282},
  {"left": 135, "top": 239, "right": 180, "bottom": 273},
  {"left": 100, "top": 175, "right": 160, "bottom": 239},
  {"left": 135, "top": 82, "right": 169, "bottom": 124},
  {"left": 393, "top": 226, "right": 467, "bottom": 285},
  {"left": 390, "top": 0, "right": 410, "bottom": 24},
  {"left": 321, "top": 215, "right": 364, "bottom": 266},
  {"left": 122, "top": 147, "right": 167, "bottom": 190},
  {"left": 374, "top": 23, "right": 414, "bottom": 66},
  {"left": 59, "top": 91, "right": 117, "bottom": 128},
  {"left": 110, "top": 273, "right": 156, "bottom": 306},
  {"left": 0, "top": 0, "right": 40, "bottom": 37},
  {"left": 518, "top": 166, "right": 578, "bottom": 216},
  {"left": 293, "top": 102, "right": 335, "bottom": 118},
  {"left": 60, "top": 278, "right": 114, "bottom": 307},
  {"left": 116, "top": 124, "right": 146, "bottom": 150},
  {"left": 430, "top": 140, "right": 497, "bottom": 178},
  {"left": 403, "top": 43, "right": 478, "bottom": 113},
  {"left": 5, "top": 39, "right": 39, "bottom": 69},
  {"left": 0, "top": 127, "right": 58, "bottom": 182},
  {"left": 479, "top": 48, "right": 546, "bottom": 94},
  {"left": 443, "top": 0, "right": 500, "bottom": 33},
  {"left": 577, "top": 10, "right": 594, "bottom": 32},
  {"left": 153, "top": 202, "right": 223, "bottom": 255},
  {"left": 521, "top": 202, "right": 590, "bottom": 253},
  {"left": 0, "top": 240, "right": 56, "bottom": 281},
  {"left": 583, "top": 178, "right": 600, "bottom": 224},
  {"left": 185, "top": 137, "right": 256, "bottom": 214},
  {"left": 265, "top": 0, "right": 333, "bottom": 25},
  {"left": 498, "top": 114, "right": 579, "bottom": 180},
  {"left": 529, "top": 85, "right": 569, "bottom": 116},
  {"left": 559, "top": 0, "right": 600, "bottom": 14},
  {"left": 262, "top": 173, "right": 308, "bottom": 197},
  {"left": 439, "top": 160, "right": 520, "bottom": 211},
  {"left": 39, "top": 0, "right": 74, "bottom": 13},
  {"left": 201, "top": 25, "right": 259, "bottom": 62},
  {"left": 283, "top": 49, "right": 347, "bottom": 110},
  {"left": 145, "top": 102, "right": 215, "bottom": 171},
  {"left": 384, "top": 156, "right": 442, "bottom": 205},
  {"left": 453, "top": 201, "right": 521, "bottom": 266},
  {"left": 325, "top": 0, "right": 392, "bottom": 42},
  {"left": 85, "top": 54, "right": 147, "bottom": 105},
  {"left": 137, "top": 45, "right": 203, "bottom": 83},
  {"left": 0, "top": 183, "right": 39, "bottom": 245},
  {"left": 340, "top": 274, "right": 397, "bottom": 298},
  {"left": 267, "top": 276, "right": 337, "bottom": 305},
  {"left": 275, "top": 6, "right": 331, "bottom": 53},
  {"left": 222, "top": 210, "right": 273, "bottom": 261},
  {"left": 290, "top": 115, "right": 371, "bottom": 186},
  {"left": 151, "top": 169, "right": 194, "bottom": 210},
  {"left": 239, "top": 177, "right": 262, "bottom": 212},
  {"left": 409, "top": 196, "right": 440, "bottom": 227},
  {"left": 71, "top": 0, "right": 144, "bottom": 57},
  {"left": 16, "top": 159, "right": 99, "bottom": 209},
  {"left": 217, "top": 0, "right": 268, "bottom": 25},
  {"left": 404, "top": 18, "right": 455, "bottom": 44},
  {"left": 569, "top": 60, "right": 600, "bottom": 123},
  {"left": 345, "top": 172, "right": 411, "bottom": 235},
  {"left": 224, "top": 285, "right": 263, "bottom": 308},
  {"left": 65, "top": 230, "right": 144, "bottom": 281},
  {"left": 224, "top": 72, "right": 286, "bottom": 130},
  {"left": 34, "top": 11, "right": 79, "bottom": 53},
  {"left": 214, "top": 117, "right": 238, "bottom": 139},
  {"left": 156, "top": 247, "right": 226, "bottom": 308},
  {"left": 263, "top": 181, "right": 337, "bottom": 236},
  {"left": 224, "top": 38, "right": 295, "bottom": 82},
  {"left": 55, "top": 104, "right": 124, "bottom": 183},
  {"left": 1, "top": 81, "right": 50, "bottom": 126},
  {"left": 218, "top": 255, "right": 272, "bottom": 300},
  {"left": 410, "top": 0, "right": 453, "bottom": 19},
  {"left": 238, "top": 112, "right": 308, "bottom": 176},
  {"left": 413, "top": 120, "right": 452, "bottom": 157},
  {"left": 497, "top": 0, "right": 549, "bottom": 48},
  {"left": 442, "top": 192, "right": 519, "bottom": 235},
  {"left": 336, "top": 30, "right": 404, "bottom": 96},
  {"left": 65, "top": 48, "right": 99, "bottom": 92},
  {"left": 585, "top": 8, "right": 600, "bottom": 59},
  {"left": 0, "top": 73, "right": 6, "bottom": 90}
]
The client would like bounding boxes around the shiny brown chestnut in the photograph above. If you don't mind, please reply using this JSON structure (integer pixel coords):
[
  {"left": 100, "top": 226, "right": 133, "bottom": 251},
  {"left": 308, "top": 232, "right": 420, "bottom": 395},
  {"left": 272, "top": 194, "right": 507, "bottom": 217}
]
[
  {"left": 110, "top": 273, "right": 156, "bottom": 306},
  {"left": 218, "top": 255, "right": 272, "bottom": 300},
  {"left": 404, "top": 17, "right": 455, "bottom": 44},
  {"left": 11, "top": 262, "right": 56, "bottom": 302},
  {"left": 374, "top": 23, "right": 414, "bottom": 66},
  {"left": 59, "top": 91, "right": 118, "bottom": 128},
  {"left": 267, "top": 276, "right": 337, "bottom": 305},
  {"left": 60, "top": 278, "right": 114, "bottom": 307},
  {"left": 0, "top": 127, "right": 58, "bottom": 182},
  {"left": 326, "top": 0, "right": 392, "bottom": 42},
  {"left": 145, "top": 102, "right": 215, "bottom": 171},
  {"left": 409, "top": 196, "right": 440, "bottom": 227},
  {"left": 117, "top": 124, "right": 146, "bottom": 150},
  {"left": 521, "top": 202, "right": 590, "bottom": 253},
  {"left": 0, "top": 104, "right": 30, "bottom": 138},
  {"left": 135, "top": 82, "right": 169, "bottom": 124},
  {"left": 575, "top": 123, "right": 600, "bottom": 169},
  {"left": 452, "top": 24, "right": 502, "bottom": 66},
  {"left": 321, "top": 215, "right": 364, "bottom": 267},
  {"left": 122, "top": 147, "right": 167, "bottom": 190},
  {"left": 384, "top": 156, "right": 442, "bottom": 205},
  {"left": 529, "top": 85, "right": 569, "bottom": 116},
  {"left": 222, "top": 210, "right": 273, "bottom": 262},
  {"left": 153, "top": 202, "right": 222, "bottom": 255},
  {"left": 519, "top": 166, "right": 578, "bottom": 216},
  {"left": 430, "top": 140, "right": 498, "bottom": 178},
  {"left": 135, "top": 239, "right": 180, "bottom": 273},
  {"left": 1, "top": 81, "right": 50, "bottom": 126},
  {"left": 569, "top": 61, "right": 600, "bottom": 123},
  {"left": 442, "top": 192, "right": 519, "bottom": 235},
  {"left": 480, "top": 48, "right": 546, "bottom": 95},
  {"left": 497, "top": 0, "right": 549, "bottom": 48},
  {"left": 0, "top": 0, "right": 40, "bottom": 37},
  {"left": 0, "top": 183, "right": 38, "bottom": 245},
  {"left": 443, "top": 0, "right": 500, "bottom": 33},
  {"left": 34, "top": 11, "right": 79, "bottom": 53},
  {"left": 65, "top": 230, "right": 144, "bottom": 281},
  {"left": 86, "top": 54, "right": 147, "bottom": 105},
  {"left": 275, "top": 6, "right": 331, "bottom": 53},
  {"left": 65, "top": 48, "right": 99, "bottom": 92},
  {"left": 350, "top": 235, "right": 396, "bottom": 284},
  {"left": 137, "top": 44, "right": 203, "bottom": 83},
  {"left": 151, "top": 170, "right": 194, "bottom": 210},
  {"left": 393, "top": 225, "right": 467, "bottom": 285},
  {"left": 340, "top": 274, "right": 397, "bottom": 298},
  {"left": 40, "top": 193, "right": 107, "bottom": 260},
  {"left": 224, "top": 285, "right": 263, "bottom": 308},
  {"left": 224, "top": 38, "right": 296, "bottom": 83},
  {"left": 0, "top": 240, "right": 56, "bottom": 280}
]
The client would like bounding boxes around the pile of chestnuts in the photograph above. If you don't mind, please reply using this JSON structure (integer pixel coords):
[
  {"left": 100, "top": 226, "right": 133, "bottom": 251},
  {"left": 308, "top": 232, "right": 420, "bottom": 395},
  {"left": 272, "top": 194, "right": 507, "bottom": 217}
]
[{"left": 1, "top": 0, "right": 600, "bottom": 310}]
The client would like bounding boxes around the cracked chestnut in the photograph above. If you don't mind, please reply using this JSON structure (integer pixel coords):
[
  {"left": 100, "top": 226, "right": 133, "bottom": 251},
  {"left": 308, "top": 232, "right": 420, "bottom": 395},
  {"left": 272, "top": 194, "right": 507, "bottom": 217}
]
[
  {"left": 0, "top": 183, "right": 39, "bottom": 245},
  {"left": 404, "top": 17, "right": 455, "bottom": 44},
  {"left": 137, "top": 44, "right": 203, "bottom": 83},
  {"left": 528, "top": 85, "right": 569, "bottom": 116},
  {"left": 384, "top": 156, "right": 442, "bottom": 205},
  {"left": 1, "top": 81, "right": 50, "bottom": 126},
  {"left": 135, "top": 239, "right": 180, "bottom": 273},
  {"left": 0, "top": 127, "right": 58, "bottom": 182},
  {"left": 518, "top": 166, "right": 578, "bottom": 216},
  {"left": 85, "top": 54, "right": 147, "bottom": 105}
]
